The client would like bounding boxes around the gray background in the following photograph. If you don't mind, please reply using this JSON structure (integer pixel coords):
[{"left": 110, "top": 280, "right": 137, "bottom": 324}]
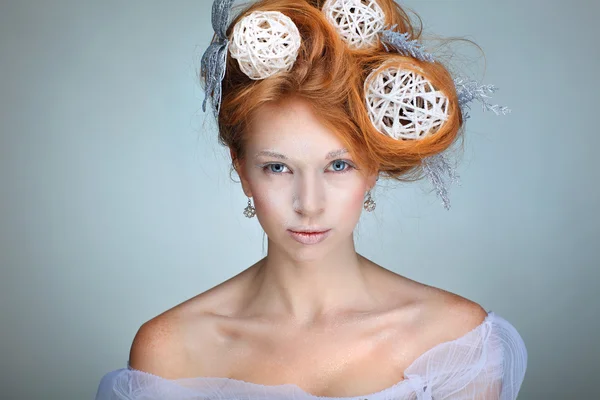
[{"left": 1, "top": 0, "right": 598, "bottom": 399}]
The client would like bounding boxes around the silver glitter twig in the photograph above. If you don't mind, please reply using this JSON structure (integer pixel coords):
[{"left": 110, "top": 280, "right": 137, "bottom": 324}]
[
  {"left": 201, "top": 0, "right": 235, "bottom": 116},
  {"left": 422, "top": 153, "right": 461, "bottom": 210},
  {"left": 454, "top": 77, "right": 511, "bottom": 119},
  {"left": 379, "top": 25, "right": 435, "bottom": 62}
]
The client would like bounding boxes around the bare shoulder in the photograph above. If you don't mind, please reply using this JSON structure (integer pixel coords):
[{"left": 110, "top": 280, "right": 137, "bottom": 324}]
[
  {"left": 127, "top": 267, "right": 253, "bottom": 378},
  {"left": 363, "top": 257, "right": 488, "bottom": 338},
  {"left": 128, "top": 312, "right": 185, "bottom": 378},
  {"left": 127, "top": 287, "right": 234, "bottom": 378},
  {"left": 416, "top": 283, "right": 489, "bottom": 343}
]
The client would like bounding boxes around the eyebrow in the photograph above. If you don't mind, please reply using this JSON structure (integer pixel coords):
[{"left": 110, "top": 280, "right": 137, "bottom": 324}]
[{"left": 255, "top": 148, "right": 349, "bottom": 160}]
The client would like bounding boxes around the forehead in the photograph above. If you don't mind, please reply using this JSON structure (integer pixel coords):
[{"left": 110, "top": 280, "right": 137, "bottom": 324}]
[{"left": 246, "top": 97, "right": 345, "bottom": 157}]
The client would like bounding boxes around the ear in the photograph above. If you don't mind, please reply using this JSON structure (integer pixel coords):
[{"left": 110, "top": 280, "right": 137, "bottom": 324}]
[{"left": 230, "top": 148, "right": 253, "bottom": 198}]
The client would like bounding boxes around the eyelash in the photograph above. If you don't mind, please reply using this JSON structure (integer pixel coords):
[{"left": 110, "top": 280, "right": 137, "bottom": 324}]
[{"left": 261, "top": 160, "right": 356, "bottom": 175}]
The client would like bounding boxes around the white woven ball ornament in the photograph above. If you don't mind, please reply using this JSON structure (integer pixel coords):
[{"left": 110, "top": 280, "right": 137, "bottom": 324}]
[
  {"left": 322, "top": 0, "right": 386, "bottom": 50},
  {"left": 229, "top": 11, "right": 301, "bottom": 80},
  {"left": 364, "top": 64, "right": 449, "bottom": 140}
]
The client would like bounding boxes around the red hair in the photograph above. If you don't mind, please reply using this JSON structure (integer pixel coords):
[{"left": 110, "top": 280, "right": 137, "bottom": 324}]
[{"left": 200, "top": 0, "right": 465, "bottom": 181}]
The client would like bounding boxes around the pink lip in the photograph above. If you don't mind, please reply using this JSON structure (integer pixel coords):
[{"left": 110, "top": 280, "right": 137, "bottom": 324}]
[{"left": 287, "top": 229, "right": 331, "bottom": 245}]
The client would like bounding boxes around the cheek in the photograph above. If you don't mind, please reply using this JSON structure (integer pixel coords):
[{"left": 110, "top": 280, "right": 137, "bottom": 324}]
[
  {"left": 343, "top": 186, "right": 366, "bottom": 211},
  {"left": 329, "top": 185, "right": 367, "bottom": 222},
  {"left": 252, "top": 187, "right": 292, "bottom": 234},
  {"left": 253, "top": 186, "right": 285, "bottom": 215}
]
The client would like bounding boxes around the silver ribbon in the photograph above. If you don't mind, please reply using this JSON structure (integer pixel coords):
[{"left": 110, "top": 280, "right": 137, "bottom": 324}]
[{"left": 201, "top": 0, "right": 235, "bottom": 116}]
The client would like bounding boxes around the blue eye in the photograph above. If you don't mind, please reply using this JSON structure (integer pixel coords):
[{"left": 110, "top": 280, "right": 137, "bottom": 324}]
[
  {"left": 266, "top": 163, "right": 288, "bottom": 174},
  {"left": 330, "top": 160, "right": 351, "bottom": 172},
  {"left": 262, "top": 160, "right": 355, "bottom": 175}
]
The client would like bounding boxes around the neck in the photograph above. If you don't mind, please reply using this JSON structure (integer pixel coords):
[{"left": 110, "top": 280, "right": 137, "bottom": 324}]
[{"left": 246, "top": 236, "right": 378, "bottom": 326}]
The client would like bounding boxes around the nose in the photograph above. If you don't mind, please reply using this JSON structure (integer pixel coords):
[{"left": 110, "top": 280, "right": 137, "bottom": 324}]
[{"left": 292, "top": 172, "right": 325, "bottom": 217}]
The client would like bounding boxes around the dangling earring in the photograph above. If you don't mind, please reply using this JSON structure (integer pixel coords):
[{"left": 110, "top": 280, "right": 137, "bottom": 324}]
[
  {"left": 243, "top": 196, "right": 256, "bottom": 218},
  {"left": 364, "top": 190, "right": 376, "bottom": 212}
]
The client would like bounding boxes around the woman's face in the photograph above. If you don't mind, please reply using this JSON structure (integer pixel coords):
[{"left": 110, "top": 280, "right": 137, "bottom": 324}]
[{"left": 237, "top": 96, "right": 377, "bottom": 260}]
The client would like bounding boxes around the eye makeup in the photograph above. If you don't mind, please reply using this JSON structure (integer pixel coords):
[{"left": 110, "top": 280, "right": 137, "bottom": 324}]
[{"left": 257, "top": 159, "right": 357, "bottom": 175}]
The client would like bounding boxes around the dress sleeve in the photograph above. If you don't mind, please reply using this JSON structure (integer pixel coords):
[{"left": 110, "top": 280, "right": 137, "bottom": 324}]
[
  {"left": 94, "top": 367, "right": 204, "bottom": 400},
  {"left": 483, "top": 315, "right": 528, "bottom": 399},
  {"left": 403, "top": 312, "right": 527, "bottom": 400},
  {"left": 439, "top": 314, "right": 528, "bottom": 400}
]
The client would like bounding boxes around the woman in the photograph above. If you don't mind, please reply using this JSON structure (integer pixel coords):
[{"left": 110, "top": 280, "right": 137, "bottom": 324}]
[{"left": 95, "top": 0, "right": 527, "bottom": 398}]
